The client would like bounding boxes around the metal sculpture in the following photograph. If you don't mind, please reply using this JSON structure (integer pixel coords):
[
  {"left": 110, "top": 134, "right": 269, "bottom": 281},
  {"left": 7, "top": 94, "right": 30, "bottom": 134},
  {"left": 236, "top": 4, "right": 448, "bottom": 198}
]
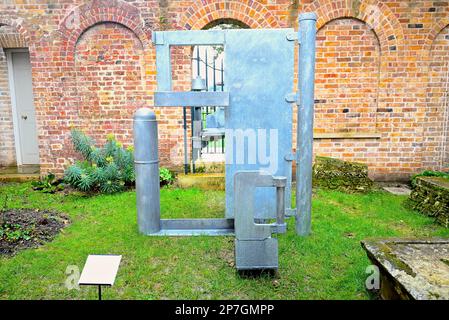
[{"left": 134, "top": 13, "right": 317, "bottom": 270}]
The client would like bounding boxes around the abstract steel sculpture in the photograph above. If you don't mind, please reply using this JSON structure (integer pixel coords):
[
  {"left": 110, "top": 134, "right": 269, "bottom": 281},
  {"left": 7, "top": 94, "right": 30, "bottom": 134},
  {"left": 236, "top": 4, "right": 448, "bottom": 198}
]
[{"left": 134, "top": 13, "right": 317, "bottom": 271}]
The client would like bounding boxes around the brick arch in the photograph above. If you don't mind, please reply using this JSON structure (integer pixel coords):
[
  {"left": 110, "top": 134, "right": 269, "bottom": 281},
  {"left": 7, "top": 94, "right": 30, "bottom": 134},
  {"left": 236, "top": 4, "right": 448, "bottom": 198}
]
[
  {"left": 422, "top": 23, "right": 449, "bottom": 170},
  {"left": 306, "top": 0, "right": 404, "bottom": 54},
  {"left": 424, "top": 18, "right": 449, "bottom": 54},
  {"left": 179, "top": 0, "right": 280, "bottom": 30},
  {"left": 52, "top": 1, "right": 156, "bottom": 165},
  {"left": 314, "top": 18, "right": 381, "bottom": 135},
  {"left": 0, "top": 16, "right": 30, "bottom": 46},
  {"left": 58, "top": 0, "right": 151, "bottom": 62},
  {"left": 73, "top": 22, "right": 148, "bottom": 143}
]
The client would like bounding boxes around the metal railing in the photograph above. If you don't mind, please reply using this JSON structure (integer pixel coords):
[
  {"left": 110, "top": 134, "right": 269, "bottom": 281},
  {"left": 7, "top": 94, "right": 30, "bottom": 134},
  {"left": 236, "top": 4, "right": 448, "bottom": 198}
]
[{"left": 192, "top": 46, "right": 225, "bottom": 155}]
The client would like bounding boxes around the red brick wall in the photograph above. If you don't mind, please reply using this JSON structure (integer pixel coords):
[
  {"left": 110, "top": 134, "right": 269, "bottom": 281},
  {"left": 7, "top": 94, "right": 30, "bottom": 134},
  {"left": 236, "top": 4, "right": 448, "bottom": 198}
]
[
  {"left": 315, "top": 18, "right": 380, "bottom": 135},
  {"left": 0, "top": 0, "right": 448, "bottom": 180},
  {"left": 424, "top": 25, "right": 449, "bottom": 171},
  {"left": 74, "top": 22, "right": 147, "bottom": 146}
]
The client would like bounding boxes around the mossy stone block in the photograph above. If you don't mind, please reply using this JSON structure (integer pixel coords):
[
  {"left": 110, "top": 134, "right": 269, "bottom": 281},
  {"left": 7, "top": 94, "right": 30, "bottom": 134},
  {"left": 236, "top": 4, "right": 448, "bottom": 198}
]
[{"left": 312, "top": 156, "right": 373, "bottom": 193}]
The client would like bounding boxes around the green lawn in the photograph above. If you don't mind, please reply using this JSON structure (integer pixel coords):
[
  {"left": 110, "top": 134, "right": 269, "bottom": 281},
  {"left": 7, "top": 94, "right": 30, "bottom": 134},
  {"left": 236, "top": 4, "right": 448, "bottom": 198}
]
[{"left": 0, "top": 182, "right": 448, "bottom": 300}]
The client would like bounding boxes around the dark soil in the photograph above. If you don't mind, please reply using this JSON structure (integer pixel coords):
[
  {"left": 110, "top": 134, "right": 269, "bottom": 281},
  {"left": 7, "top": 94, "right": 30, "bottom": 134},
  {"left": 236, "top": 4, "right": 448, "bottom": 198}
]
[{"left": 0, "top": 209, "right": 70, "bottom": 256}]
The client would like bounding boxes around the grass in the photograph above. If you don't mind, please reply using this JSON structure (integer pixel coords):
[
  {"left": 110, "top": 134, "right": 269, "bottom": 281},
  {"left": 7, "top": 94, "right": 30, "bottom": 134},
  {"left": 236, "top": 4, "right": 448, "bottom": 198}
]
[{"left": 0, "top": 182, "right": 448, "bottom": 300}]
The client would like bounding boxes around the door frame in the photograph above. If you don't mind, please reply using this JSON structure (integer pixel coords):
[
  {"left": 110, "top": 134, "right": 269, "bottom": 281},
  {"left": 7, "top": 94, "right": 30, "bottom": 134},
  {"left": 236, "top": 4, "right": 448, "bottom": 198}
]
[{"left": 5, "top": 48, "right": 36, "bottom": 166}]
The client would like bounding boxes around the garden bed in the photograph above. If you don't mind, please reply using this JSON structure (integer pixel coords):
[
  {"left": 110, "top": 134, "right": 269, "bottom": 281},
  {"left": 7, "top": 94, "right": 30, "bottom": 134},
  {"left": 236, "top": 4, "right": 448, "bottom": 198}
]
[
  {"left": 1, "top": 182, "right": 448, "bottom": 299},
  {"left": 0, "top": 209, "right": 69, "bottom": 255}
]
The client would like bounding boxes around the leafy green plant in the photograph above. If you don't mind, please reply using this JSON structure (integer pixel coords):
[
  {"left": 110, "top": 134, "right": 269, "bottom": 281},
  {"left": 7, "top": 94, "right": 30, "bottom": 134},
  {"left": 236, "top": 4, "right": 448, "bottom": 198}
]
[
  {"left": 0, "top": 223, "right": 32, "bottom": 242},
  {"left": 31, "top": 173, "right": 64, "bottom": 193},
  {"left": 160, "top": 167, "right": 175, "bottom": 186},
  {"left": 64, "top": 130, "right": 134, "bottom": 194}
]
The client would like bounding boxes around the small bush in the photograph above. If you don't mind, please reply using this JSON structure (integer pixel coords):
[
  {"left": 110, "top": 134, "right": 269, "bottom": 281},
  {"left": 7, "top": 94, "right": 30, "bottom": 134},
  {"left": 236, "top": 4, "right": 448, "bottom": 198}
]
[
  {"left": 160, "top": 167, "right": 175, "bottom": 186},
  {"left": 64, "top": 130, "right": 134, "bottom": 194}
]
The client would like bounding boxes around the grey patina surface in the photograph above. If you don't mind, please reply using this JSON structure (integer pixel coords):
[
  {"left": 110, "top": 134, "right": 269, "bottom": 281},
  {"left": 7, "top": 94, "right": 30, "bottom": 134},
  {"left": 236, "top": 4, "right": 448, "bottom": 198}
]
[
  {"left": 362, "top": 239, "right": 449, "bottom": 300},
  {"left": 234, "top": 171, "right": 286, "bottom": 270},
  {"left": 150, "top": 14, "right": 316, "bottom": 225},
  {"left": 224, "top": 28, "right": 294, "bottom": 220},
  {"left": 134, "top": 13, "right": 317, "bottom": 271}
]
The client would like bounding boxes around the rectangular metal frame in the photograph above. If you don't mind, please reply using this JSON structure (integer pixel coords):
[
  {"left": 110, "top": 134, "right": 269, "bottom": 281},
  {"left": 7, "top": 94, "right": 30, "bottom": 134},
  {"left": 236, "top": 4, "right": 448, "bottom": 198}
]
[
  {"left": 139, "top": 12, "right": 318, "bottom": 236},
  {"left": 151, "top": 218, "right": 234, "bottom": 236}
]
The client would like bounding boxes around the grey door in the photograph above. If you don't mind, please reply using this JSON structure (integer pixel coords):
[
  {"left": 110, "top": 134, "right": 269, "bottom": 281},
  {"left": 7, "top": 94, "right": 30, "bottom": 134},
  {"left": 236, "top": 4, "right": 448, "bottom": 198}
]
[{"left": 8, "top": 50, "right": 39, "bottom": 165}]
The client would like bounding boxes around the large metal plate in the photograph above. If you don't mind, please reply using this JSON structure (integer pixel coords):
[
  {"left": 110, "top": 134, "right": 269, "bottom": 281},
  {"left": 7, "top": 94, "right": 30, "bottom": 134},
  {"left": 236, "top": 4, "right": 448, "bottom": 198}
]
[{"left": 225, "top": 29, "right": 294, "bottom": 219}]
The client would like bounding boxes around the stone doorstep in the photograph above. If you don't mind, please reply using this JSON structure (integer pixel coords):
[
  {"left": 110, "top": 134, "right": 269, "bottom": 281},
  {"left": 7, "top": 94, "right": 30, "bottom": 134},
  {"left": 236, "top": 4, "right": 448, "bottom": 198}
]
[
  {"left": 0, "top": 173, "right": 40, "bottom": 182},
  {"left": 0, "top": 165, "right": 41, "bottom": 182},
  {"left": 383, "top": 186, "right": 411, "bottom": 196},
  {"left": 361, "top": 238, "right": 449, "bottom": 300}
]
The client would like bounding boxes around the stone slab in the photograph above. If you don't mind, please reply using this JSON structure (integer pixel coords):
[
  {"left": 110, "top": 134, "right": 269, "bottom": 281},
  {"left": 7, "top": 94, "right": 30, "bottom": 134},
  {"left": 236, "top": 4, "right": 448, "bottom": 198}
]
[
  {"left": 361, "top": 238, "right": 449, "bottom": 300},
  {"left": 383, "top": 186, "right": 411, "bottom": 196}
]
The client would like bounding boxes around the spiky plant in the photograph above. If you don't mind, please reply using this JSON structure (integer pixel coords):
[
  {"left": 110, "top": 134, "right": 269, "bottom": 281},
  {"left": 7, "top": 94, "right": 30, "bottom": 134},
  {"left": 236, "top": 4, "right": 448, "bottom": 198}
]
[{"left": 64, "top": 130, "right": 135, "bottom": 194}]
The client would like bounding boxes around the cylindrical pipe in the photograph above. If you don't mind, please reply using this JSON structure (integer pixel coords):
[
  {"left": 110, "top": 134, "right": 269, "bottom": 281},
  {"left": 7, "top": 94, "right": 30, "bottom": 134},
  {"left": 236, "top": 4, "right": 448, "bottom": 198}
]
[
  {"left": 296, "top": 12, "right": 317, "bottom": 236},
  {"left": 183, "top": 106, "right": 189, "bottom": 174},
  {"left": 134, "top": 108, "right": 161, "bottom": 234}
]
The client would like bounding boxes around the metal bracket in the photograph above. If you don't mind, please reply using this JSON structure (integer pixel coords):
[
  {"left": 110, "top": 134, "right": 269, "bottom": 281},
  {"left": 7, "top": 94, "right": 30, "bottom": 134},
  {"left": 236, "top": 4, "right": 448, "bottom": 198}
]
[
  {"left": 284, "top": 153, "right": 295, "bottom": 162},
  {"left": 285, "top": 92, "right": 300, "bottom": 104},
  {"left": 286, "top": 32, "right": 298, "bottom": 42}
]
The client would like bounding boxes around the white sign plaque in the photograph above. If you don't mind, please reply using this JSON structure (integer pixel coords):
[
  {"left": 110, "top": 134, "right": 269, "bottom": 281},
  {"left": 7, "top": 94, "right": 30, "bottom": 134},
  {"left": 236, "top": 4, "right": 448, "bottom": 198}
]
[{"left": 78, "top": 255, "right": 122, "bottom": 286}]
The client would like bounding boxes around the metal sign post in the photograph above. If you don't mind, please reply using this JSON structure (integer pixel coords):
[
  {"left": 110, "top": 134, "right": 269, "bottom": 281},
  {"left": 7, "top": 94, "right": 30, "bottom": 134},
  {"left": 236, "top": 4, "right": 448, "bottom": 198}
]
[{"left": 78, "top": 255, "right": 122, "bottom": 300}]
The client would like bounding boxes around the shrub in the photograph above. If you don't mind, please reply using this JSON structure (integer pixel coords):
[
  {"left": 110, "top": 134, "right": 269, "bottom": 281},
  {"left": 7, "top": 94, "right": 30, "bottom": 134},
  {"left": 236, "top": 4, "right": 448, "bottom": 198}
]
[
  {"left": 64, "top": 130, "right": 134, "bottom": 194},
  {"left": 160, "top": 167, "right": 175, "bottom": 186}
]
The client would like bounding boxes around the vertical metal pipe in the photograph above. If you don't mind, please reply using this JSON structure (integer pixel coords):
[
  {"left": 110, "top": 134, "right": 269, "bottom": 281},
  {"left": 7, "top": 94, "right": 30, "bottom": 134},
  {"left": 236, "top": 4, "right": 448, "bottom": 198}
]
[
  {"left": 213, "top": 57, "right": 217, "bottom": 92},
  {"left": 205, "top": 49, "right": 209, "bottom": 90},
  {"left": 212, "top": 54, "right": 217, "bottom": 155},
  {"left": 134, "top": 108, "right": 161, "bottom": 234},
  {"left": 183, "top": 106, "right": 188, "bottom": 174},
  {"left": 196, "top": 46, "right": 200, "bottom": 76},
  {"left": 296, "top": 12, "right": 317, "bottom": 236},
  {"left": 191, "top": 106, "right": 195, "bottom": 173},
  {"left": 221, "top": 59, "right": 224, "bottom": 91}
]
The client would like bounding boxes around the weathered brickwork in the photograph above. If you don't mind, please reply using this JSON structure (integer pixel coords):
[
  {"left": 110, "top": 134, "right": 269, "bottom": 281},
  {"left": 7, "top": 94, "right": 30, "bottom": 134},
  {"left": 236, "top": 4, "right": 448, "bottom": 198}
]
[
  {"left": 424, "top": 24, "right": 449, "bottom": 170},
  {"left": 0, "top": 0, "right": 448, "bottom": 181},
  {"left": 74, "top": 23, "right": 147, "bottom": 144},
  {"left": 0, "top": 48, "right": 15, "bottom": 167},
  {"left": 315, "top": 18, "right": 380, "bottom": 135}
]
